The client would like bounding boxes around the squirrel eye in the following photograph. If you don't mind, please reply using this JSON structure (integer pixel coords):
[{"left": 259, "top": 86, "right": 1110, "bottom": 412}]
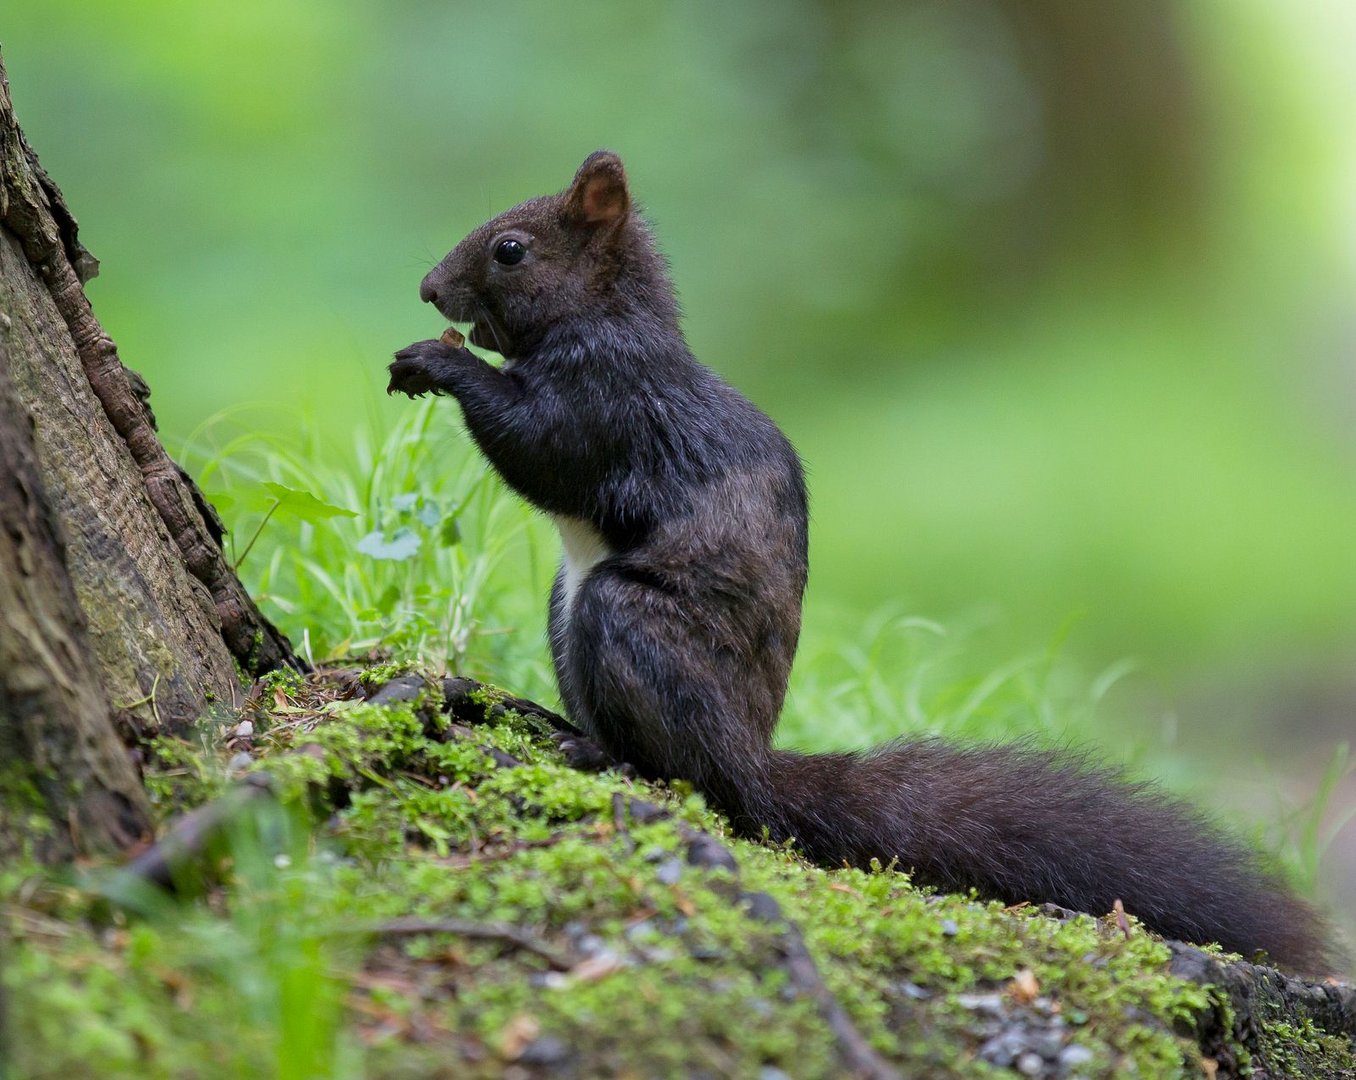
[{"left": 493, "top": 238, "right": 527, "bottom": 266}]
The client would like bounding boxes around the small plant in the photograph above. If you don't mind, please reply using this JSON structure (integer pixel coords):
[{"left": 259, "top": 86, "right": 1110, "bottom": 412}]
[
  {"left": 784, "top": 604, "right": 1141, "bottom": 751},
  {"left": 1264, "top": 740, "right": 1354, "bottom": 896},
  {"left": 182, "top": 402, "right": 555, "bottom": 695}
]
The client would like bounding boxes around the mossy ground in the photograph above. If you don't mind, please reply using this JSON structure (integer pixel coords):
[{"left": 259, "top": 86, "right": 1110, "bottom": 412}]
[{"left": 2, "top": 671, "right": 1350, "bottom": 1079}]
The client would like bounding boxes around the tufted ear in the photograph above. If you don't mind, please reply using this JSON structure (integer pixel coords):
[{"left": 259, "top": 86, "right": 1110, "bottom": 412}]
[{"left": 564, "top": 150, "right": 630, "bottom": 226}]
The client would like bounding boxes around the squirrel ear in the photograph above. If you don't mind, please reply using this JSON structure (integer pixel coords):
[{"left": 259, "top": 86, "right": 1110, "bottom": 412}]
[{"left": 564, "top": 150, "right": 630, "bottom": 226}]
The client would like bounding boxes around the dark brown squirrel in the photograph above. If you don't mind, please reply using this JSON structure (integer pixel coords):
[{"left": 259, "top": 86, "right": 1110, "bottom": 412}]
[{"left": 388, "top": 150, "right": 1331, "bottom": 972}]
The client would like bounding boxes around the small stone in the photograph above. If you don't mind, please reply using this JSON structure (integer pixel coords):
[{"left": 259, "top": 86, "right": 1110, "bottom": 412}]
[
  {"left": 233, "top": 719, "right": 254, "bottom": 739},
  {"left": 569, "top": 950, "right": 624, "bottom": 982},
  {"left": 978, "top": 1035, "right": 1016, "bottom": 1068},
  {"left": 738, "top": 892, "right": 783, "bottom": 923},
  {"left": 365, "top": 674, "right": 425, "bottom": 706},
  {"left": 517, "top": 1036, "right": 568, "bottom": 1066},
  {"left": 940, "top": 918, "right": 960, "bottom": 936},
  {"left": 1037, "top": 902, "right": 1080, "bottom": 922},
  {"left": 899, "top": 981, "right": 931, "bottom": 1000},
  {"left": 498, "top": 1013, "right": 540, "bottom": 1060},
  {"left": 563, "top": 920, "right": 588, "bottom": 944},
  {"left": 685, "top": 834, "right": 738, "bottom": 872},
  {"left": 441, "top": 675, "right": 478, "bottom": 707},
  {"left": 656, "top": 859, "right": 683, "bottom": 886},
  {"left": 979, "top": 1026, "right": 1040, "bottom": 1069},
  {"left": 627, "top": 799, "right": 668, "bottom": 823},
  {"left": 956, "top": 992, "right": 1005, "bottom": 1016},
  {"left": 1016, "top": 1051, "right": 1044, "bottom": 1076},
  {"left": 1059, "top": 1044, "right": 1095, "bottom": 1068},
  {"left": 227, "top": 751, "right": 254, "bottom": 773}
]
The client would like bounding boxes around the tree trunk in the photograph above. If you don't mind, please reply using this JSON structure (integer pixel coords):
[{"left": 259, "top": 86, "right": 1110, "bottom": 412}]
[
  {"left": 0, "top": 50, "right": 296, "bottom": 858},
  {"left": 0, "top": 341, "right": 152, "bottom": 860}
]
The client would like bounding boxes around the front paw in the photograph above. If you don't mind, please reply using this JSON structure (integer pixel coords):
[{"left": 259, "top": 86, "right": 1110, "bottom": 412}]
[{"left": 387, "top": 339, "right": 459, "bottom": 398}]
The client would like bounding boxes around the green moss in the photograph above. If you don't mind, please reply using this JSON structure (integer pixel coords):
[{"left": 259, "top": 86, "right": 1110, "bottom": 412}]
[
  {"left": 0, "top": 761, "right": 58, "bottom": 864},
  {"left": 0, "top": 760, "right": 48, "bottom": 816},
  {"left": 2, "top": 679, "right": 1335, "bottom": 1079},
  {"left": 4, "top": 842, "right": 357, "bottom": 1079},
  {"left": 1257, "top": 1011, "right": 1356, "bottom": 1076},
  {"left": 140, "top": 733, "right": 229, "bottom": 813},
  {"left": 356, "top": 663, "right": 411, "bottom": 689},
  {"left": 261, "top": 665, "right": 308, "bottom": 696}
]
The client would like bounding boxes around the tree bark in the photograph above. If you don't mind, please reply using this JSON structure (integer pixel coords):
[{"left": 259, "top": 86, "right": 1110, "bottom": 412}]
[
  {"left": 0, "top": 48, "right": 296, "bottom": 859},
  {"left": 0, "top": 342, "right": 152, "bottom": 860}
]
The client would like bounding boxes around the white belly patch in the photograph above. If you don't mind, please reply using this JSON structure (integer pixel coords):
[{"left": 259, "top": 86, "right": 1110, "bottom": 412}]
[{"left": 551, "top": 515, "right": 613, "bottom": 618}]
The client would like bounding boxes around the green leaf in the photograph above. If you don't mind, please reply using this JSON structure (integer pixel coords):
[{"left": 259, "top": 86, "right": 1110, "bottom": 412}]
[
  {"left": 438, "top": 515, "right": 462, "bottom": 547},
  {"left": 375, "top": 583, "right": 402, "bottom": 615},
  {"left": 262, "top": 482, "right": 357, "bottom": 523},
  {"left": 357, "top": 528, "right": 422, "bottom": 561}
]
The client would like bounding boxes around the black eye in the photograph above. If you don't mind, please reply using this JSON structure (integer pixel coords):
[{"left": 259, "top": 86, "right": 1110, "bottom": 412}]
[{"left": 493, "top": 238, "right": 527, "bottom": 266}]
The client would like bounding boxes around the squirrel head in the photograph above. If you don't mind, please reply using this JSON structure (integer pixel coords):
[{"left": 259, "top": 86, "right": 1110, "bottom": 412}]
[{"left": 419, "top": 150, "right": 678, "bottom": 360}]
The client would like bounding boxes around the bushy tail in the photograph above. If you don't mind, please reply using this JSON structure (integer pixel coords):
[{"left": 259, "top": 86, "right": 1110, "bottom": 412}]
[{"left": 748, "top": 740, "right": 1329, "bottom": 972}]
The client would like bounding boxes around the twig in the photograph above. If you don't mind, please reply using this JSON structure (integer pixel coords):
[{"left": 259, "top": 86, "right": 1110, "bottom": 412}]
[
  {"left": 115, "top": 672, "right": 163, "bottom": 727},
  {"left": 612, "top": 792, "right": 635, "bottom": 855},
  {"left": 432, "top": 830, "right": 574, "bottom": 869},
  {"left": 233, "top": 499, "right": 280, "bottom": 570},
  {"left": 443, "top": 722, "right": 526, "bottom": 769},
  {"left": 746, "top": 893, "right": 903, "bottom": 1080},
  {"left": 442, "top": 675, "right": 581, "bottom": 736},
  {"left": 368, "top": 916, "right": 573, "bottom": 971}
]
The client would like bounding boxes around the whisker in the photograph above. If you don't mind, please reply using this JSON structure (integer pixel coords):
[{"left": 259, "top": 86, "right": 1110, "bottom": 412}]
[{"left": 474, "top": 299, "right": 507, "bottom": 357}]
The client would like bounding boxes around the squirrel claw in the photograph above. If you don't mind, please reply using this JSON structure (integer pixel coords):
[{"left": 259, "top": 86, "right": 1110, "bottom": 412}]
[
  {"left": 388, "top": 338, "right": 466, "bottom": 398},
  {"left": 551, "top": 730, "right": 621, "bottom": 773},
  {"left": 388, "top": 342, "right": 442, "bottom": 397}
]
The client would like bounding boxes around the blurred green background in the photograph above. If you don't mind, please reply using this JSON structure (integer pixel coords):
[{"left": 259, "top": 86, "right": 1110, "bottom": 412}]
[{"left": 4, "top": 2, "right": 1353, "bottom": 918}]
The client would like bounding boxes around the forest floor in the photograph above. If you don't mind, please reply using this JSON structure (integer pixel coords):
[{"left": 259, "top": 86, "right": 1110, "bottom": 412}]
[{"left": 3, "top": 667, "right": 1353, "bottom": 1079}]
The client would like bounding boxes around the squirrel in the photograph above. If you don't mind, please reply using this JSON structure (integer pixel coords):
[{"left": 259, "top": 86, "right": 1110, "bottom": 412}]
[{"left": 388, "top": 150, "right": 1330, "bottom": 972}]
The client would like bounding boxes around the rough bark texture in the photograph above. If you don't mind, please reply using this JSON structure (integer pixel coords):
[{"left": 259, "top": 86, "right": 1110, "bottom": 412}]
[
  {"left": 1169, "top": 943, "right": 1356, "bottom": 1079},
  {"left": 0, "top": 342, "right": 153, "bottom": 859},
  {"left": 0, "top": 50, "right": 296, "bottom": 746}
]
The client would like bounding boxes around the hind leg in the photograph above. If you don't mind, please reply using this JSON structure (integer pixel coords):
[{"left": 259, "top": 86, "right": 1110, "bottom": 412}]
[
  {"left": 560, "top": 567, "right": 783, "bottom": 834},
  {"left": 565, "top": 572, "right": 699, "bottom": 774}
]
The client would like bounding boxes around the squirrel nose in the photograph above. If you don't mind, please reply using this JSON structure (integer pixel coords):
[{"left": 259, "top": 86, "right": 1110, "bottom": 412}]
[{"left": 419, "top": 277, "right": 439, "bottom": 304}]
